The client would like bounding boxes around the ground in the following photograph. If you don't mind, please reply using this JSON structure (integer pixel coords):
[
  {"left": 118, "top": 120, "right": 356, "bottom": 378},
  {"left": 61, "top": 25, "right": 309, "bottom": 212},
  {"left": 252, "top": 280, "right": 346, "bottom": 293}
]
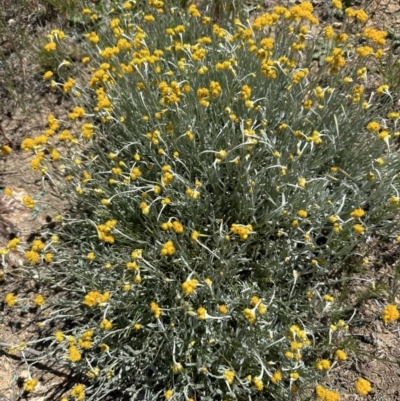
[{"left": 0, "top": 0, "right": 400, "bottom": 400}]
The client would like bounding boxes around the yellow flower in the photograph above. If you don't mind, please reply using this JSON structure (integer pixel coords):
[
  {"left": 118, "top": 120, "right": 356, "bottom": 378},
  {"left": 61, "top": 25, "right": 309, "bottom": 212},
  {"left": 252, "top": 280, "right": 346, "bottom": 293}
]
[
  {"left": 69, "top": 345, "right": 82, "bottom": 362},
  {"left": 316, "top": 359, "right": 331, "bottom": 371},
  {"left": 55, "top": 331, "right": 64, "bottom": 342},
  {"left": 21, "top": 138, "right": 35, "bottom": 151},
  {"left": 23, "top": 196, "right": 35, "bottom": 209},
  {"left": 253, "top": 376, "right": 263, "bottom": 390},
  {"left": 350, "top": 208, "right": 365, "bottom": 218},
  {"left": 43, "top": 71, "right": 53, "bottom": 80},
  {"left": 377, "top": 84, "right": 389, "bottom": 96},
  {"left": 366, "top": 121, "right": 380, "bottom": 132},
  {"left": 298, "top": 177, "right": 306, "bottom": 188},
  {"left": 382, "top": 304, "right": 399, "bottom": 323},
  {"left": 332, "top": 0, "right": 342, "bottom": 9},
  {"left": 291, "top": 341, "right": 303, "bottom": 351},
  {"left": 335, "top": 349, "right": 347, "bottom": 361},
  {"left": 285, "top": 351, "right": 294, "bottom": 359},
  {"left": 223, "top": 370, "right": 235, "bottom": 384},
  {"left": 24, "top": 378, "right": 38, "bottom": 392},
  {"left": 87, "top": 367, "right": 100, "bottom": 379},
  {"left": 100, "top": 319, "right": 113, "bottom": 330},
  {"left": 172, "top": 221, "right": 184, "bottom": 233},
  {"left": 71, "top": 383, "right": 86, "bottom": 401},
  {"left": 171, "top": 363, "right": 183, "bottom": 372},
  {"left": 271, "top": 371, "right": 282, "bottom": 384},
  {"left": 34, "top": 294, "right": 45, "bottom": 306},
  {"left": 160, "top": 240, "right": 175, "bottom": 256},
  {"left": 378, "top": 130, "right": 391, "bottom": 141},
  {"left": 44, "top": 253, "right": 53, "bottom": 263},
  {"left": 85, "top": 31, "right": 100, "bottom": 44},
  {"left": 352, "top": 224, "right": 365, "bottom": 235},
  {"left": 243, "top": 308, "right": 256, "bottom": 324},
  {"left": 165, "top": 390, "right": 173, "bottom": 400},
  {"left": 151, "top": 302, "right": 161, "bottom": 318},
  {"left": 181, "top": 279, "right": 198, "bottom": 295},
  {"left": 328, "top": 215, "right": 338, "bottom": 223},
  {"left": 5, "top": 293, "right": 17, "bottom": 307},
  {"left": 315, "top": 385, "right": 327, "bottom": 399},
  {"left": 63, "top": 77, "right": 76, "bottom": 93},
  {"left": 355, "top": 377, "right": 371, "bottom": 396},
  {"left": 7, "top": 238, "right": 20, "bottom": 251},
  {"left": 83, "top": 290, "right": 109, "bottom": 307},
  {"left": 32, "top": 239, "right": 45, "bottom": 251},
  {"left": 44, "top": 42, "right": 56, "bottom": 51},
  {"left": 130, "top": 249, "right": 142, "bottom": 260},
  {"left": 325, "top": 389, "right": 340, "bottom": 401},
  {"left": 297, "top": 209, "right": 308, "bottom": 218},
  {"left": 219, "top": 304, "right": 228, "bottom": 314},
  {"left": 197, "top": 307, "right": 207, "bottom": 320},
  {"left": 25, "top": 250, "right": 40, "bottom": 264},
  {"left": 87, "top": 252, "right": 95, "bottom": 260}
]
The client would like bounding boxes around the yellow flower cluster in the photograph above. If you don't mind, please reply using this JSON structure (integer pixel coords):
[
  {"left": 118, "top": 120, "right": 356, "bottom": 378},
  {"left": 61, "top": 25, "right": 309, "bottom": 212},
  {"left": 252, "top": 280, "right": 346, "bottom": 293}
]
[
  {"left": 243, "top": 308, "right": 256, "bottom": 324},
  {"left": 160, "top": 240, "right": 176, "bottom": 256},
  {"left": 197, "top": 306, "right": 207, "bottom": 320},
  {"left": 100, "top": 318, "right": 113, "bottom": 330},
  {"left": 363, "top": 27, "right": 387, "bottom": 46},
  {"left": 250, "top": 296, "right": 267, "bottom": 314},
  {"left": 24, "top": 379, "right": 38, "bottom": 393},
  {"left": 68, "top": 106, "right": 85, "bottom": 120},
  {"left": 97, "top": 219, "right": 117, "bottom": 243},
  {"left": 350, "top": 208, "right": 365, "bottom": 218},
  {"left": 151, "top": 302, "right": 161, "bottom": 318},
  {"left": 335, "top": 350, "right": 347, "bottom": 361},
  {"left": 182, "top": 279, "right": 198, "bottom": 295},
  {"left": 270, "top": 371, "right": 282, "bottom": 384},
  {"left": 7, "top": 238, "right": 20, "bottom": 251},
  {"left": 382, "top": 304, "right": 399, "bottom": 323},
  {"left": 34, "top": 294, "right": 45, "bottom": 306},
  {"left": 315, "top": 385, "right": 340, "bottom": 401},
  {"left": 78, "top": 329, "right": 93, "bottom": 349},
  {"left": 345, "top": 7, "right": 368, "bottom": 23},
  {"left": 316, "top": 359, "right": 331, "bottom": 371},
  {"left": 253, "top": 376, "right": 263, "bottom": 391},
  {"left": 223, "top": 370, "right": 235, "bottom": 384},
  {"left": 161, "top": 221, "right": 184, "bottom": 233},
  {"left": 83, "top": 290, "right": 110, "bottom": 307},
  {"left": 70, "top": 383, "right": 86, "bottom": 401},
  {"left": 68, "top": 345, "right": 82, "bottom": 362},
  {"left": 355, "top": 378, "right": 371, "bottom": 396},
  {"left": 230, "top": 223, "right": 254, "bottom": 240}
]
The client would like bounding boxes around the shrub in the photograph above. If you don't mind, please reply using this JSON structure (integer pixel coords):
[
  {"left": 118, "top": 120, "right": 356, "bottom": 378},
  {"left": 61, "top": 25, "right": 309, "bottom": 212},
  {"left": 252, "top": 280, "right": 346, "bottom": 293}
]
[{"left": 5, "top": 1, "right": 400, "bottom": 400}]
